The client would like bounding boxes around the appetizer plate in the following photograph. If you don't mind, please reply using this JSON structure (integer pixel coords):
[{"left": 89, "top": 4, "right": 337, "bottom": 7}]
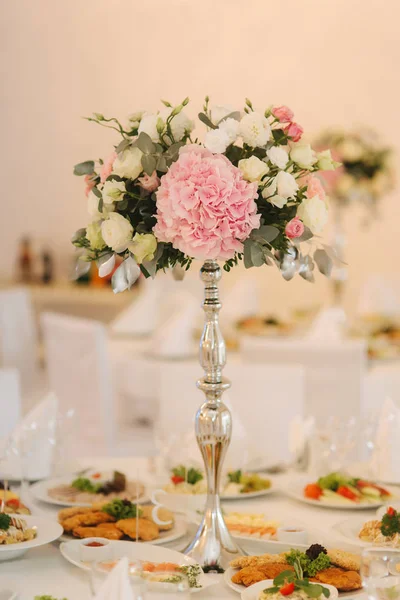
[
  {"left": 222, "top": 477, "right": 276, "bottom": 500},
  {"left": 283, "top": 476, "right": 392, "bottom": 510},
  {"left": 59, "top": 540, "right": 217, "bottom": 594},
  {"left": 60, "top": 515, "right": 188, "bottom": 546},
  {"left": 0, "top": 514, "right": 63, "bottom": 561},
  {"left": 30, "top": 475, "right": 149, "bottom": 507},
  {"left": 332, "top": 516, "right": 392, "bottom": 549},
  {"left": 240, "top": 579, "right": 338, "bottom": 600}
]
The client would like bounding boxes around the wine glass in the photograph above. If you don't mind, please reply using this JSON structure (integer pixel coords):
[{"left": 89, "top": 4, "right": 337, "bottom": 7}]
[{"left": 361, "top": 548, "right": 400, "bottom": 600}]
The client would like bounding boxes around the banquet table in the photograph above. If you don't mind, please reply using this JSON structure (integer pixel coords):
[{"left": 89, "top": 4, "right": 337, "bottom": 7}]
[{"left": 0, "top": 456, "right": 376, "bottom": 600}]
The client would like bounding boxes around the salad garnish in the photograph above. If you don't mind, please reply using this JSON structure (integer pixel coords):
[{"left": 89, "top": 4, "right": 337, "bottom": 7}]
[
  {"left": 0, "top": 513, "right": 11, "bottom": 530},
  {"left": 285, "top": 547, "right": 331, "bottom": 577},
  {"left": 101, "top": 498, "right": 142, "bottom": 520},
  {"left": 227, "top": 470, "right": 271, "bottom": 493},
  {"left": 171, "top": 466, "right": 203, "bottom": 485},
  {"left": 264, "top": 557, "right": 330, "bottom": 598},
  {"left": 71, "top": 471, "right": 126, "bottom": 495},
  {"left": 304, "top": 472, "right": 391, "bottom": 503},
  {"left": 381, "top": 506, "right": 400, "bottom": 537}
]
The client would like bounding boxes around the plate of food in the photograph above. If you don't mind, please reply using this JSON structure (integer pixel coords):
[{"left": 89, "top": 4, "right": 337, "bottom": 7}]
[
  {"left": 58, "top": 498, "right": 187, "bottom": 546},
  {"left": 222, "top": 512, "right": 311, "bottom": 546},
  {"left": 236, "top": 316, "right": 294, "bottom": 338},
  {"left": 60, "top": 540, "right": 217, "bottom": 594},
  {"left": 159, "top": 465, "right": 273, "bottom": 511},
  {"left": 334, "top": 505, "right": 400, "bottom": 548},
  {"left": 30, "top": 469, "right": 148, "bottom": 507},
  {"left": 0, "top": 489, "right": 31, "bottom": 515},
  {"left": 0, "top": 512, "right": 63, "bottom": 561},
  {"left": 225, "top": 544, "right": 362, "bottom": 596},
  {"left": 240, "top": 573, "right": 338, "bottom": 600},
  {"left": 350, "top": 315, "right": 400, "bottom": 362},
  {"left": 285, "top": 473, "right": 393, "bottom": 509}
]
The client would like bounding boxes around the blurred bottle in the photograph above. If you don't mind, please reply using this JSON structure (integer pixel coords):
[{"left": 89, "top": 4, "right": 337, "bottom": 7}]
[
  {"left": 41, "top": 249, "right": 54, "bottom": 284},
  {"left": 18, "top": 236, "right": 33, "bottom": 283}
]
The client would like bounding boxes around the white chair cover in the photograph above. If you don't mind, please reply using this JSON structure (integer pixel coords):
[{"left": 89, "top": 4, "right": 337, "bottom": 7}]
[
  {"left": 0, "top": 368, "right": 20, "bottom": 441},
  {"left": 241, "top": 337, "right": 366, "bottom": 421},
  {"left": 110, "top": 277, "right": 163, "bottom": 337},
  {"left": 41, "top": 312, "right": 117, "bottom": 456},
  {"left": 0, "top": 288, "right": 37, "bottom": 388}
]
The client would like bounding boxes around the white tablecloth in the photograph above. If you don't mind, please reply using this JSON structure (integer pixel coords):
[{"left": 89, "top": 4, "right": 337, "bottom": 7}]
[{"left": 0, "top": 457, "right": 372, "bottom": 600}]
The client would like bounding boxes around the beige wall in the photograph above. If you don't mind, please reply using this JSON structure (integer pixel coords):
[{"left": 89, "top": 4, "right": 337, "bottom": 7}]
[{"left": 1, "top": 0, "right": 399, "bottom": 314}]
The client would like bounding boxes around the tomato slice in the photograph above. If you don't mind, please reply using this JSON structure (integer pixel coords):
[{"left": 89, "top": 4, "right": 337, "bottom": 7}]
[
  {"left": 280, "top": 582, "right": 295, "bottom": 596},
  {"left": 304, "top": 483, "right": 323, "bottom": 500},
  {"left": 171, "top": 475, "right": 185, "bottom": 485},
  {"left": 337, "top": 485, "right": 359, "bottom": 501}
]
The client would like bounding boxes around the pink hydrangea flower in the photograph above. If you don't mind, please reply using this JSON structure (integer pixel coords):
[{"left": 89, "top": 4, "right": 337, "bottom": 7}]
[
  {"left": 100, "top": 151, "right": 117, "bottom": 183},
  {"left": 138, "top": 171, "right": 160, "bottom": 192},
  {"left": 307, "top": 175, "right": 326, "bottom": 201},
  {"left": 153, "top": 144, "right": 260, "bottom": 261},
  {"left": 284, "top": 122, "right": 303, "bottom": 142},
  {"left": 272, "top": 105, "right": 294, "bottom": 122},
  {"left": 84, "top": 174, "right": 95, "bottom": 197},
  {"left": 285, "top": 217, "right": 305, "bottom": 239}
]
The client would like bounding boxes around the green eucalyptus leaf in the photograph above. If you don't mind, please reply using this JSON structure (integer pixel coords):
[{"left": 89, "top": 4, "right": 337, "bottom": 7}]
[
  {"left": 134, "top": 132, "right": 156, "bottom": 154},
  {"left": 141, "top": 155, "right": 157, "bottom": 176},
  {"left": 243, "top": 239, "right": 253, "bottom": 269},
  {"left": 71, "top": 257, "right": 91, "bottom": 280},
  {"left": 217, "top": 111, "right": 241, "bottom": 124},
  {"left": 156, "top": 155, "right": 168, "bottom": 173},
  {"left": 198, "top": 112, "right": 217, "bottom": 130},
  {"left": 251, "top": 242, "right": 267, "bottom": 267},
  {"left": 98, "top": 197, "right": 104, "bottom": 212},
  {"left": 164, "top": 142, "right": 185, "bottom": 164},
  {"left": 73, "top": 160, "right": 95, "bottom": 176},
  {"left": 272, "top": 129, "right": 288, "bottom": 145},
  {"left": 111, "top": 256, "right": 141, "bottom": 293},
  {"left": 115, "top": 138, "right": 131, "bottom": 154},
  {"left": 251, "top": 225, "right": 279, "bottom": 244},
  {"left": 296, "top": 226, "right": 313, "bottom": 243},
  {"left": 118, "top": 198, "right": 128, "bottom": 211},
  {"left": 314, "top": 248, "right": 333, "bottom": 276},
  {"left": 92, "top": 187, "right": 102, "bottom": 199}
]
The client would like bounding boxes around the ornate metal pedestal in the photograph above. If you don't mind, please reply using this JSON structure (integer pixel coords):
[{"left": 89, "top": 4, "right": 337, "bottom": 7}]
[
  {"left": 183, "top": 260, "right": 244, "bottom": 571},
  {"left": 331, "top": 204, "right": 348, "bottom": 308}
]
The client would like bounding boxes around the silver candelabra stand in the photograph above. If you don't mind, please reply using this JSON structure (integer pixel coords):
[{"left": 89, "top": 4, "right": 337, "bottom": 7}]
[{"left": 183, "top": 259, "right": 245, "bottom": 571}]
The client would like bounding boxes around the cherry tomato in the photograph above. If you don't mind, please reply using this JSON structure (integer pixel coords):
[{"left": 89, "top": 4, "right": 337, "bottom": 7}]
[
  {"left": 6, "top": 498, "right": 20, "bottom": 508},
  {"left": 387, "top": 506, "right": 396, "bottom": 517},
  {"left": 304, "top": 483, "right": 323, "bottom": 500},
  {"left": 92, "top": 473, "right": 102, "bottom": 479},
  {"left": 171, "top": 475, "right": 185, "bottom": 485},
  {"left": 337, "top": 486, "right": 359, "bottom": 501},
  {"left": 280, "top": 582, "right": 295, "bottom": 596}
]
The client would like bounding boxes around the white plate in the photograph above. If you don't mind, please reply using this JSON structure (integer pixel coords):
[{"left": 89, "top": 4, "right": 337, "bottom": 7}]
[
  {"left": 60, "top": 515, "right": 187, "bottom": 546},
  {"left": 240, "top": 579, "right": 338, "bottom": 600},
  {"left": 283, "top": 476, "right": 394, "bottom": 510},
  {"left": 30, "top": 475, "right": 149, "bottom": 507},
  {"left": 332, "top": 516, "right": 398, "bottom": 549},
  {"left": 0, "top": 513, "right": 63, "bottom": 561},
  {"left": 59, "top": 539, "right": 217, "bottom": 594}
]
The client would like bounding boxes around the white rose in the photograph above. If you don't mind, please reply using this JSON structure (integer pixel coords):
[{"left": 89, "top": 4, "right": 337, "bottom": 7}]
[
  {"left": 113, "top": 147, "right": 143, "bottom": 180},
  {"left": 275, "top": 170, "right": 299, "bottom": 198},
  {"left": 269, "top": 195, "right": 288, "bottom": 208},
  {"left": 169, "top": 111, "right": 194, "bottom": 141},
  {"left": 138, "top": 113, "right": 163, "bottom": 142},
  {"left": 86, "top": 221, "right": 105, "bottom": 250},
  {"left": 261, "top": 178, "right": 277, "bottom": 199},
  {"left": 267, "top": 146, "right": 288, "bottom": 169},
  {"left": 210, "top": 104, "right": 234, "bottom": 124},
  {"left": 239, "top": 112, "right": 271, "bottom": 147},
  {"left": 87, "top": 191, "right": 114, "bottom": 219},
  {"left": 238, "top": 156, "right": 269, "bottom": 182},
  {"left": 204, "top": 129, "right": 230, "bottom": 153},
  {"left": 317, "top": 149, "right": 337, "bottom": 171},
  {"left": 297, "top": 196, "right": 328, "bottom": 233},
  {"left": 128, "top": 233, "right": 157, "bottom": 264},
  {"left": 218, "top": 118, "right": 240, "bottom": 144},
  {"left": 290, "top": 143, "right": 317, "bottom": 169},
  {"left": 101, "top": 213, "right": 133, "bottom": 253},
  {"left": 102, "top": 179, "right": 126, "bottom": 204}
]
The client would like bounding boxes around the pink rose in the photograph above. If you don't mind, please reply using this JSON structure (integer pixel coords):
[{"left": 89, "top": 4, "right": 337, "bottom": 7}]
[
  {"left": 154, "top": 144, "right": 260, "bottom": 261},
  {"left": 100, "top": 151, "right": 117, "bottom": 183},
  {"left": 272, "top": 105, "right": 294, "bottom": 122},
  {"left": 306, "top": 175, "right": 326, "bottom": 201},
  {"left": 138, "top": 171, "right": 160, "bottom": 193},
  {"left": 284, "top": 122, "right": 303, "bottom": 142},
  {"left": 285, "top": 217, "right": 305, "bottom": 239},
  {"left": 84, "top": 174, "right": 95, "bottom": 197}
]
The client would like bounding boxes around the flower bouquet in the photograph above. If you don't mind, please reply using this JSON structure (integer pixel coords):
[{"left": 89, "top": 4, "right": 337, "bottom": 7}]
[
  {"left": 72, "top": 97, "right": 338, "bottom": 289},
  {"left": 315, "top": 127, "right": 393, "bottom": 216}
]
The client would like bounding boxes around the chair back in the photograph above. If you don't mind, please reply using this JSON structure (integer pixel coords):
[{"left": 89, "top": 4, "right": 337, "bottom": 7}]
[{"left": 0, "top": 368, "right": 21, "bottom": 441}]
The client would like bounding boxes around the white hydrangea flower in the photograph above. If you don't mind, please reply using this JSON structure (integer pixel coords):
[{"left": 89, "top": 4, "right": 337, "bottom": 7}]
[
  {"left": 267, "top": 146, "right": 289, "bottom": 169},
  {"left": 219, "top": 118, "right": 240, "bottom": 144},
  {"left": 204, "top": 129, "right": 230, "bottom": 153},
  {"left": 102, "top": 179, "right": 126, "bottom": 204},
  {"left": 239, "top": 112, "right": 271, "bottom": 147}
]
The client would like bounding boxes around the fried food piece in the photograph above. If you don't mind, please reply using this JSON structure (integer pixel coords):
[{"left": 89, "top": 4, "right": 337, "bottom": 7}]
[
  {"left": 327, "top": 549, "right": 361, "bottom": 572},
  {"left": 58, "top": 506, "right": 93, "bottom": 522},
  {"left": 312, "top": 567, "right": 362, "bottom": 591},
  {"left": 140, "top": 505, "right": 174, "bottom": 531},
  {"left": 72, "top": 523, "right": 124, "bottom": 540},
  {"left": 231, "top": 564, "right": 293, "bottom": 587},
  {"left": 62, "top": 511, "right": 115, "bottom": 532},
  {"left": 230, "top": 553, "right": 287, "bottom": 569},
  {"left": 116, "top": 517, "right": 159, "bottom": 541}
]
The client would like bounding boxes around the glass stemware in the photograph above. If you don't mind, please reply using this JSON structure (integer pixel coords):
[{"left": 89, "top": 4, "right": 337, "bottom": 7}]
[{"left": 361, "top": 548, "right": 400, "bottom": 600}]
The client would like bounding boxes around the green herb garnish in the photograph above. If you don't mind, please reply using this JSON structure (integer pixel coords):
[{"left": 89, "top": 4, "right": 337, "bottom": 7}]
[
  {"left": 71, "top": 477, "right": 102, "bottom": 494},
  {"left": 285, "top": 548, "right": 331, "bottom": 577},
  {"left": 180, "top": 564, "right": 202, "bottom": 588},
  {"left": 101, "top": 498, "right": 142, "bottom": 520},
  {"left": 0, "top": 513, "right": 11, "bottom": 530},
  {"left": 265, "top": 558, "right": 330, "bottom": 598},
  {"left": 34, "top": 597, "right": 68, "bottom": 600},
  {"left": 317, "top": 472, "right": 355, "bottom": 492},
  {"left": 172, "top": 465, "right": 203, "bottom": 485},
  {"left": 381, "top": 508, "right": 400, "bottom": 537},
  {"left": 228, "top": 469, "right": 242, "bottom": 483}
]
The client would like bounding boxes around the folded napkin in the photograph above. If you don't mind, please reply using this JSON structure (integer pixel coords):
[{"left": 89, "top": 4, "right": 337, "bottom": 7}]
[
  {"left": 371, "top": 397, "right": 400, "bottom": 483},
  {"left": 220, "top": 276, "right": 260, "bottom": 332},
  {"left": 306, "top": 307, "right": 346, "bottom": 341},
  {"left": 1, "top": 392, "right": 58, "bottom": 480},
  {"left": 149, "top": 291, "right": 198, "bottom": 359},
  {"left": 110, "top": 277, "right": 161, "bottom": 337},
  {"left": 357, "top": 274, "right": 400, "bottom": 317},
  {"left": 94, "top": 556, "right": 134, "bottom": 600}
]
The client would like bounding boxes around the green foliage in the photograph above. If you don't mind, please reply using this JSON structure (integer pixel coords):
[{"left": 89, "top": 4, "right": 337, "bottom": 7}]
[
  {"left": 285, "top": 549, "right": 331, "bottom": 578},
  {"left": 317, "top": 472, "right": 354, "bottom": 492},
  {"left": 73, "top": 160, "right": 95, "bottom": 176},
  {"left": 102, "top": 499, "right": 142, "bottom": 520},
  {"left": 0, "top": 513, "right": 11, "bottom": 530},
  {"left": 71, "top": 477, "right": 102, "bottom": 494},
  {"left": 381, "top": 509, "right": 400, "bottom": 537},
  {"left": 172, "top": 465, "right": 203, "bottom": 485},
  {"left": 227, "top": 470, "right": 242, "bottom": 483}
]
